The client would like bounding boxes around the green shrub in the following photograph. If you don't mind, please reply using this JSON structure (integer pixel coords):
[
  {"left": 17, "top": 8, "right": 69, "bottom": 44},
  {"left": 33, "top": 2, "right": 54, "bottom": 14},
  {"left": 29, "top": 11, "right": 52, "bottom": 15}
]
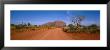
[
  {"left": 63, "top": 24, "right": 100, "bottom": 34},
  {"left": 63, "top": 27, "right": 69, "bottom": 32},
  {"left": 88, "top": 28, "right": 100, "bottom": 33}
]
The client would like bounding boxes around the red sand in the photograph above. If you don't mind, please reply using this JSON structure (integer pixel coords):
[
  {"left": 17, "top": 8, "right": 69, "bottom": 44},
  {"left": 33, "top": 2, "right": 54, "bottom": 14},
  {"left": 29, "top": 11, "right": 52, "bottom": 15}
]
[{"left": 11, "top": 28, "right": 100, "bottom": 40}]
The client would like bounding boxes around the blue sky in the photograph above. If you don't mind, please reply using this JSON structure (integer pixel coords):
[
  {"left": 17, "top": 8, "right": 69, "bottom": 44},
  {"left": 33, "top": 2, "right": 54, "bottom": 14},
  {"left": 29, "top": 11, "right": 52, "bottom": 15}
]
[{"left": 11, "top": 10, "right": 100, "bottom": 26}]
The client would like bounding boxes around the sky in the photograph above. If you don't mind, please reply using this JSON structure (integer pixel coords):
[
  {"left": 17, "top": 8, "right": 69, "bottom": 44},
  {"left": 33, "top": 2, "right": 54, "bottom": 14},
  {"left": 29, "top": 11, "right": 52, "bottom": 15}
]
[{"left": 11, "top": 10, "right": 100, "bottom": 26}]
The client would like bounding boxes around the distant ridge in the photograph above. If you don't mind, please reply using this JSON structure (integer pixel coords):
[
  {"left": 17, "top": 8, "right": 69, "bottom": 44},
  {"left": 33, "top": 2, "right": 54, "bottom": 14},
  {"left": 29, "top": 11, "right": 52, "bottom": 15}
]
[{"left": 42, "top": 20, "right": 66, "bottom": 28}]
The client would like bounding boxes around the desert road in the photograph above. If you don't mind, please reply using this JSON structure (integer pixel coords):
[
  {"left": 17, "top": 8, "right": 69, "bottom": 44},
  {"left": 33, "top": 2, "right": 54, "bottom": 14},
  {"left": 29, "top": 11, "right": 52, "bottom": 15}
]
[{"left": 11, "top": 28, "right": 100, "bottom": 40}]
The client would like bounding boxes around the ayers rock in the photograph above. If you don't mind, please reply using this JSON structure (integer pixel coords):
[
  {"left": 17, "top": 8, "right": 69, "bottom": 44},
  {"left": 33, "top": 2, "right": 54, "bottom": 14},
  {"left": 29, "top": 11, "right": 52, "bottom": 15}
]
[{"left": 42, "top": 21, "right": 66, "bottom": 28}]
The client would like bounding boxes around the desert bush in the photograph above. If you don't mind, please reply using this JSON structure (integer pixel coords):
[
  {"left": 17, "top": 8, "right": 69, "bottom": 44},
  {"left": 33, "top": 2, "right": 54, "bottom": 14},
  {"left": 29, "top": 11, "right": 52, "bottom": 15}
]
[
  {"left": 68, "top": 24, "right": 74, "bottom": 29},
  {"left": 63, "top": 24, "right": 100, "bottom": 34},
  {"left": 87, "top": 28, "right": 100, "bottom": 33},
  {"left": 11, "top": 26, "right": 16, "bottom": 29},
  {"left": 63, "top": 27, "right": 69, "bottom": 32},
  {"left": 87, "top": 24, "right": 100, "bottom": 33},
  {"left": 15, "top": 25, "right": 23, "bottom": 29},
  {"left": 63, "top": 24, "right": 77, "bottom": 33}
]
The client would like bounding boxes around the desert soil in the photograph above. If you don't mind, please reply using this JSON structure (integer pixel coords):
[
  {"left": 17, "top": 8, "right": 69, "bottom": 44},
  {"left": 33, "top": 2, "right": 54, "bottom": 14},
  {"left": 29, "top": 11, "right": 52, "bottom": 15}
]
[{"left": 11, "top": 28, "right": 100, "bottom": 40}]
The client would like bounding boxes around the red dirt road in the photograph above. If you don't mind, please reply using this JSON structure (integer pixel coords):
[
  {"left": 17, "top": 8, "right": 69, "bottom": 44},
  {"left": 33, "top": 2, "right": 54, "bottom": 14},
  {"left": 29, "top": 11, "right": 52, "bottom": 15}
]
[{"left": 11, "top": 28, "right": 100, "bottom": 40}]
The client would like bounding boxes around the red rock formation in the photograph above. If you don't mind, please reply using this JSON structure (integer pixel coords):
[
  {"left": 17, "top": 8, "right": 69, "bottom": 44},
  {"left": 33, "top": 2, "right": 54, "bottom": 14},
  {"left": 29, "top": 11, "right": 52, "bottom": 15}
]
[{"left": 42, "top": 21, "right": 66, "bottom": 28}]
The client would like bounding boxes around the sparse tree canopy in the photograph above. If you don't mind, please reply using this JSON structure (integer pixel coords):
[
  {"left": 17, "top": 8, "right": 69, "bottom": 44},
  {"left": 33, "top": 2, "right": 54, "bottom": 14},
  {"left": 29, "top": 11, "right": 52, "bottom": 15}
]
[
  {"left": 71, "top": 16, "right": 85, "bottom": 26},
  {"left": 28, "top": 22, "right": 31, "bottom": 26}
]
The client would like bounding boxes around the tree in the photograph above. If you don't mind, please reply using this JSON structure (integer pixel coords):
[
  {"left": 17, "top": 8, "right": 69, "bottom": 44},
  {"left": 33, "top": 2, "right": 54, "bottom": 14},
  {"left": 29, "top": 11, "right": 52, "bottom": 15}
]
[
  {"left": 27, "top": 22, "right": 31, "bottom": 26},
  {"left": 11, "top": 24, "right": 15, "bottom": 26},
  {"left": 70, "top": 16, "right": 85, "bottom": 32},
  {"left": 89, "top": 24, "right": 98, "bottom": 27},
  {"left": 68, "top": 24, "right": 74, "bottom": 27},
  {"left": 71, "top": 16, "right": 85, "bottom": 27},
  {"left": 68, "top": 24, "right": 74, "bottom": 30},
  {"left": 34, "top": 25, "right": 37, "bottom": 27}
]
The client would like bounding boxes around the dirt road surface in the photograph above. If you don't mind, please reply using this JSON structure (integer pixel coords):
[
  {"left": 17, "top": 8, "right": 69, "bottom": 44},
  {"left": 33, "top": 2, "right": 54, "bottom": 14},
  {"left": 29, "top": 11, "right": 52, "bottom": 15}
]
[{"left": 11, "top": 28, "right": 100, "bottom": 40}]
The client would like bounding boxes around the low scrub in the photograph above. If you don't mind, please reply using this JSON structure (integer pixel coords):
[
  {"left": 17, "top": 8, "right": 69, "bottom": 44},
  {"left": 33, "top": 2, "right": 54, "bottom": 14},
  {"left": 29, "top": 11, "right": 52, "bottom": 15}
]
[
  {"left": 11, "top": 24, "right": 56, "bottom": 32},
  {"left": 63, "top": 24, "right": 100, "bottom": 33}
]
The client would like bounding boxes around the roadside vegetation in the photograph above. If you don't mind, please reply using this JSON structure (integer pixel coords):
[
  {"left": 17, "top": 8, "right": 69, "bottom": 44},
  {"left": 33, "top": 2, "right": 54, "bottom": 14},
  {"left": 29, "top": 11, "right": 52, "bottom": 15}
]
[
  {"left": 11, "top": 22, "right": 56, "bottom": 33},
  {"left": 11, "top": 16, "right": 100, "bottom": 34},
  {"left": 63, "top": 16, "right": 100, "bottom": 33}
]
